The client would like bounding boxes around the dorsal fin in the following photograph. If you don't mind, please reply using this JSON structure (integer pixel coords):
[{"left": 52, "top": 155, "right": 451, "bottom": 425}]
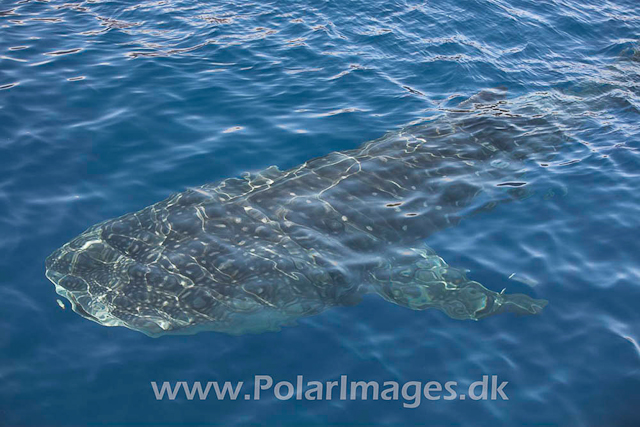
[
  {"left": 199, "top": 165, "right": 286, "bottom": 201},
  {"left": 457, "top": 86, "right": 508, "bottom": 108}
]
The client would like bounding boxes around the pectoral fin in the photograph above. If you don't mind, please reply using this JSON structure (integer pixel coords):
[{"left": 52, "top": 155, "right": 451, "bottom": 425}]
[{"left": 369, "top": 245, "right": 547, "bottom": 320}]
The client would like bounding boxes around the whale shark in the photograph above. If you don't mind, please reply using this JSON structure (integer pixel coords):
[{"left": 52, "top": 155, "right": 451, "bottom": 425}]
[{"left": 45, "top": 89, "right": 550, "bottom": 337}]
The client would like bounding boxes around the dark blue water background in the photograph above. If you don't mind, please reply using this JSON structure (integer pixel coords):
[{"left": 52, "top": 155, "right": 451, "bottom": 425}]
[{"left": 1, "top": 0, "right": 639, "bottom": 424}]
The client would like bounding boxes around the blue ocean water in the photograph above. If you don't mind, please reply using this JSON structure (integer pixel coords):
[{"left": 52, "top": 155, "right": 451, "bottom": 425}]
[{"left": 1, "top": 0, "right": 639, "bottom": 424}]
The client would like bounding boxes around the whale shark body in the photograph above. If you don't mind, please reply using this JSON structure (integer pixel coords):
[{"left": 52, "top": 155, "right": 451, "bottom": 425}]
[{"left": 45, "top": 90, "right": 550, "bottom": 336}]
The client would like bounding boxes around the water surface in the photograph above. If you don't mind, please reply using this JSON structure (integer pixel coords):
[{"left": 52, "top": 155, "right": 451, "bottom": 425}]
[{"left": 1, "top": 0, "right": 639, "bottom": 424}]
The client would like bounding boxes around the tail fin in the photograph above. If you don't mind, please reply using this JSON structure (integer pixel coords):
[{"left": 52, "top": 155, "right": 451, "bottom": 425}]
[{"left": 368, "top": 245, "right": 547, "bottom": 321}]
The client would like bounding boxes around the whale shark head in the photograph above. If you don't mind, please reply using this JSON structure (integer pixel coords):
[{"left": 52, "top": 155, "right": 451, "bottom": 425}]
[
  {"left": 45, "top": 230, "right": 184, "bottom": 336},
  {"left": 44, "top": 191, "right": 339, "bottom": 337}
]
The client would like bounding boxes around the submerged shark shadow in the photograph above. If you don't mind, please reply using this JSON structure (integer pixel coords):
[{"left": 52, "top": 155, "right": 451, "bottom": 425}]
[{"left": 46, "top": 88, "right": 553, "bottom": 337}]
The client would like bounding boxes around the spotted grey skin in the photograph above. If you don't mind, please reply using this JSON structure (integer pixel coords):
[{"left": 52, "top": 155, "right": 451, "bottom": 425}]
[{"left": 46, "top": 91, "right": 550, "bottom": 337}]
